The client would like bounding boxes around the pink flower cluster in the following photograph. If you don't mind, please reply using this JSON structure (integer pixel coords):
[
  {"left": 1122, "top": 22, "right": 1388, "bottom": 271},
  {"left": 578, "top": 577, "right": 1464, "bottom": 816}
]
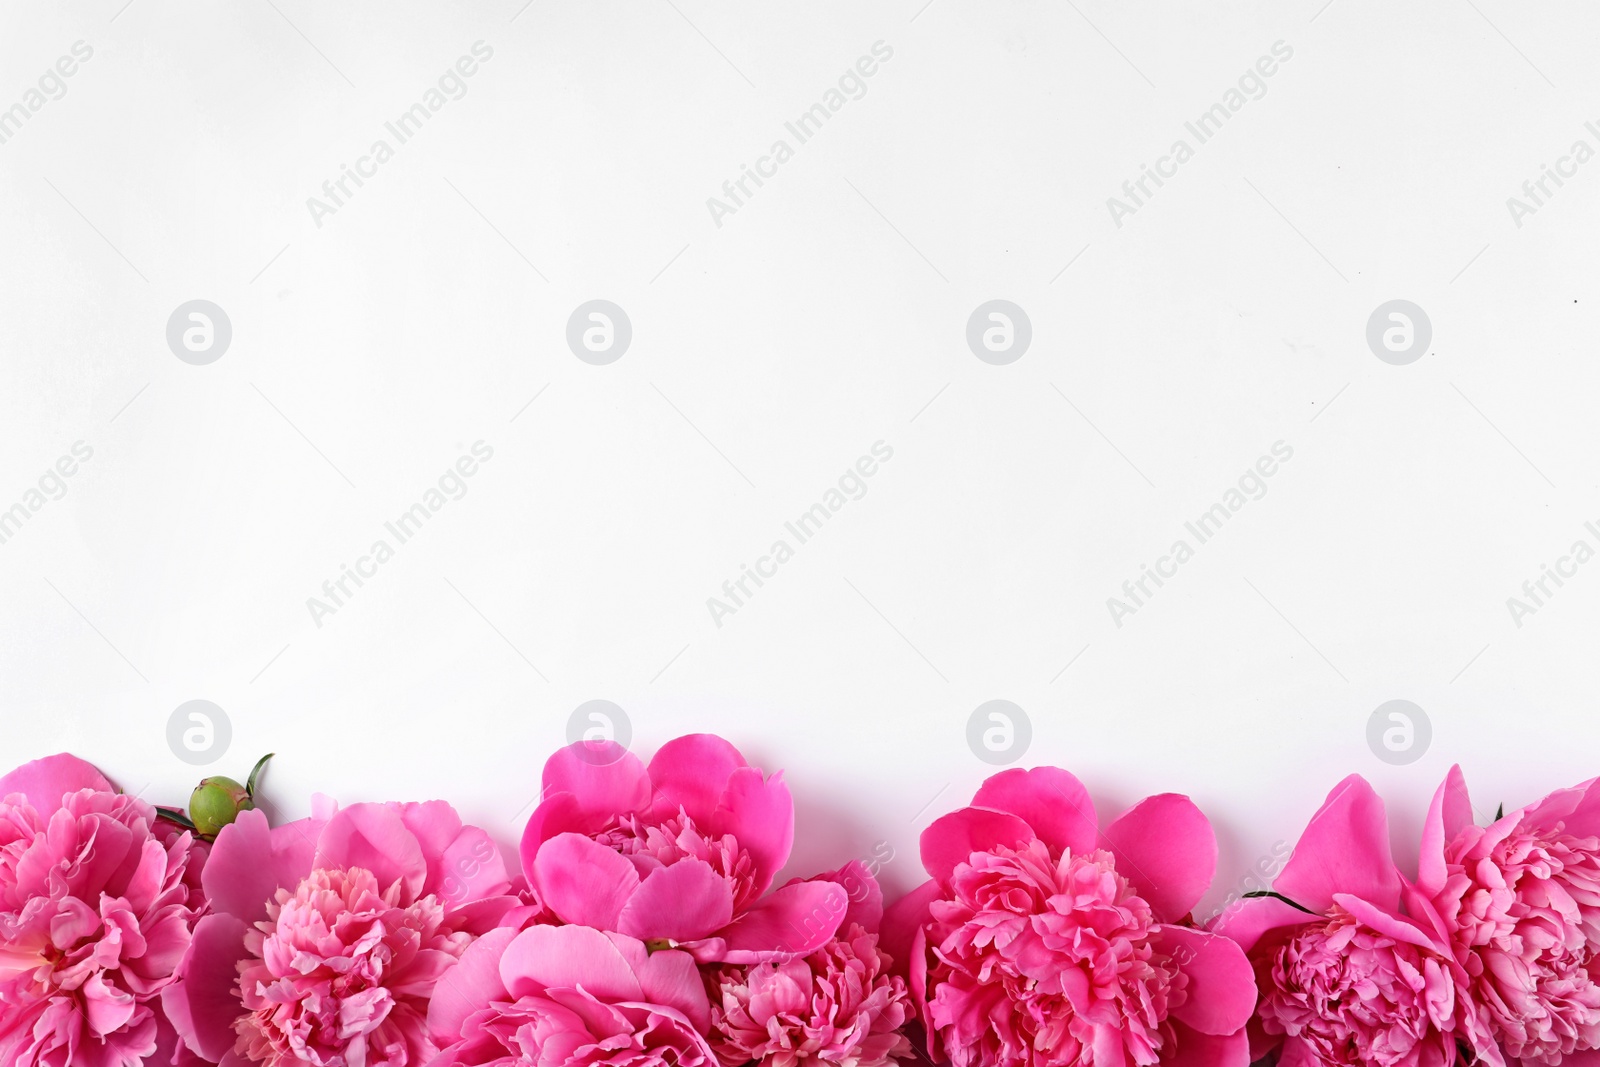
[
  {"left": 7, "top": 741, "right": 1600, "bottom": 1067},
  {"left": 1215, "top": 767, "right": 1600, "bottom": 1067}
]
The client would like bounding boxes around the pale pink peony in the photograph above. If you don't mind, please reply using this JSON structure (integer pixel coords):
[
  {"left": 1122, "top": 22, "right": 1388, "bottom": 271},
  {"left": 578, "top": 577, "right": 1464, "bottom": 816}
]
[
  {"left": 231, "top": 867, "right": 470, "bottom": 1067},
  {"left": 883, "top": 767, "right": 1255, "bottom": 1067},
  {"left": 0, "top": 753, "right": 208, "bottom": 1067},
  {"left": 1253, "top": 905, "right": 1470, "bottom": 1067},
  {"left": 521, "top": 735, "right": 847, "bottom": 964},
  {"left": 705, "top": 862, "right": 913, "bottom": 1067},
  {"left": 424, "top": 924, "right": 717, "bottom": 1067},
  {"left": 1213, "top": 774, "right": 1502, "bottom": 1067},
  {"left": 1417, "top": 766, "right": 1600, "bottom": 1065},
  {"left": 165, "top": 798, "right": 528, "bottom": 1066}
]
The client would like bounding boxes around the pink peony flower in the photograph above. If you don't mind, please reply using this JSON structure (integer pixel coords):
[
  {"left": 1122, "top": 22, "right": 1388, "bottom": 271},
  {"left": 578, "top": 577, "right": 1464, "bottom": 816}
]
[
  {"left": 164, "top": 797, "right": 527, "bottom": 1066},
  {"left": 521, "top": 735, "right": 847, "bottom": 964},
  {"left": 704, "top": 862, "right": 914, "bottom": 1067},
  {"left": 882, "top": 767, "right": 1256, "bottom": 1067},
  {"left": 1212, "top": 774, "right": 1502, "bottom": 1067},
  {"left": 423, "top": 923, "right": 717, "bottom": 1067},
  {"left": 0, "top": 753, "right": 208, "bottom": 1067},
  {"left": 1417, "top": 766, "right": 1600, "bottom": 1065}
]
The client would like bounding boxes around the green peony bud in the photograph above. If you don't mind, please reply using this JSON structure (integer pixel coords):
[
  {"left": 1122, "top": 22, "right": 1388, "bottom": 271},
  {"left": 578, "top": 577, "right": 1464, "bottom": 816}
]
[
  {"left": 189, "top": 776, "right": 252, "bottom": 838},
  {"left": 188, "top": 753, "right": 273, "bottom": 840}
]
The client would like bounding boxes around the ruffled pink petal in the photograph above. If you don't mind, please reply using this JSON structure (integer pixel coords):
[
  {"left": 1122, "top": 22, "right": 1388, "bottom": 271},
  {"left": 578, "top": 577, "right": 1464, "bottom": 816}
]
[
  {"left": 881, "top": 878, "right": 940, "bottom": 976},
  {"left": 1272, "top": 774, "right": 1400, "bottom": 913},
  {"left": 1103, "top": 793, "right": 1217, "bottom": 923},
  {"left": 519, "top": 790, "right": 591, "bottom": 870},
  {"left": 620, "top": 934, "right": 712, "bottom": 1033},
  {"left": 500, "top": 924, "right": 642, "bottom": 1003},
  {"left": 531, "top": 832, "right": 640, "bottom": 929},
  {"left": 1207, "top": 893, "right": 1312, "bottom": 955},
  {"left": 971, "top": 766, "right": 1099, "bottom": 857},
  {"left": 427, "top": 925, "right": 517, "bottom": 1044},
  {"left": 1331, "top": 892, "right": 1441, "bottom": 953},
  {"left": 709, "top": 765, "right": 794, "bottom": 896},
  {"left": 1416, "top": 765, "right": 1472, "bottom": 896},
  {"left": 821, "top": 859, "right": 883, "bottom": 933},
  {"left": 646, "top": 733, "right": 748, "bottom": 825},
  {"left": 1522, "top": 774, "right": 1600, "bottom": 840},
  {"left": 919, "top": 807, "right": 1035, "bottom": 885},
  {"left": 435, "top": 826, "right": 510, "bottom": 908},
  {"left": 313, "top": 802, "right": 428, "bottom": 903},
  {"left": 541, "top": 741, "right": 652, "bottom": 821},
  {"left": 616, "top": 858, "right": 735, "bottom": 943},
  {"left": 162, "top": 913, "right": 249, "bottom": 1062},
  {"left": 1161, "top": 1020, "right": 1250, "bottom": 1067},
  {"left": 202, "top": 809, "right": 316, "bottom": 923},
  {"left": 717, "top": 878, "right": 848, "bottom": 963},
  {"left": 1156, "top": 926, "right": 1257, "bottom": 1036},
  {"left": 0, "top": 753, "right": 113, "bottom": 813}
]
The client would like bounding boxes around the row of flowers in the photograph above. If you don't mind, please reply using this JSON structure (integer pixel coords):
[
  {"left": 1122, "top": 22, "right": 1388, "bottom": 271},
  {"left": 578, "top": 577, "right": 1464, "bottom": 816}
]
[{"left": 0, "top": 737, "right": 1594, "bottom": 1067}]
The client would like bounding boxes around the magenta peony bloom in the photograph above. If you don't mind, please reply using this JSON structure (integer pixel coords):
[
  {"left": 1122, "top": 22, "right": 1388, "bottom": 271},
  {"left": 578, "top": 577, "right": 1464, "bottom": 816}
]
[
  {"left": 1212, "top": 774, "right": 1502, "bottom": 1067},
  {"left": 164, "top": 797, "right": 527, "bottom": 1066},
  {"left": 0, "top": 753, "right": 207, "bottom": 1067},
  {"left": 424, "top": 923, "right": 717, "bottom": 1067},
  {"left": 520, "top": 735, "right": 847, "bottom": 964},
  {"left": 882, "top": 767, "right": 1255, "bottom": 1067},
  {"left": 1417, "top": 766, "right": 1600, "bottom": 1065},
  {"left": 704, "top": 861, "right": 914, "bottom": 1067}
]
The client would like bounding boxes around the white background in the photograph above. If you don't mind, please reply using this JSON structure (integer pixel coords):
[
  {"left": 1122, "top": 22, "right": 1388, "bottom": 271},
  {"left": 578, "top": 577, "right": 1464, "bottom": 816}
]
[{"left": 3, "top": 0, "right": 1598, "bottom": 918}]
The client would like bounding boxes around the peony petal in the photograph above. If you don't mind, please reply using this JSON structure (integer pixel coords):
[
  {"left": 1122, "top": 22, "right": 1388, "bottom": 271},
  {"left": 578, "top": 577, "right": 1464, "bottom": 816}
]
[
  {"left": 647, "top": 734, "right": 748, "bottom": 825},
  {"left": 435, "top": 825, "right": 510, "bottom": 908},
  {"left": 1417, "top": 765, "right": 1472, "bottom": 897},
  {"left": 1332, "top": 893, "right": 1443, "bottom": 954},
  {"left": 717, "top": 878, "right": 848, "bottom": 963},
  {"left": 541, "top": 742, "right": 651, "bottom": 822},
  {"left": 1161, "top": 1020, "right": 1250, "bottom": 1067},
  {"left": 0, "top": 753, "right": 113, "bottom": 814},
  {"left": 708, "top": 765, "right": 793, "bottom": 896},
  {"left": 616, "top": 858, "right": 735, "bottom": 943},
  {"left": 971, "top": 766, "right": 1098, "bottom": 856},
  {"left": 500, "top": 924, "right": 641, "bottom": 1003},
  {"left": 1522, "top": 775, "right": 1600, "bottom": 841},
  {"left": 394, "top": 800, "right": 463, "bottom": 889},
  {"left": 314, "top": 802, "right": 428, "bottom": 902},
  {"left": 161, "top": 913, "right": 250, "bottom": 1062},
  {"left": 1103, "top": 794, "right": 1217, "bottom": 923},
  {"left": 1157, "top": 926, "right": 1257, "bottom": 1036},
  {"left": 881, "top": 879, "right": 941, "bottom": 977},
  {"left": 202, "top": 809, "right": 316, "bottom": 923},
  {"left": 426, "top": 926, "right": 516, "bottom": 1045},
  {"left": 628, "top": 939, "right": 712, "bottom": 1033},
  {"left": 919, "top": 807, "right": 1035, "bottom": 885},
  {"left": 1207, "top": 893, "right": 1313, "bottom": 955},
  {"left": 519, "top": 791, "right": 593, "bottom": 870},
  {"left": 821, "top": 859, "right": 883, "bottom": 933},
  {"left": 531, "top": 832, "right": 640, "bottom": 929},
  {"left": 1271, "top": 775, "right": 1400, "bottom": 913}
]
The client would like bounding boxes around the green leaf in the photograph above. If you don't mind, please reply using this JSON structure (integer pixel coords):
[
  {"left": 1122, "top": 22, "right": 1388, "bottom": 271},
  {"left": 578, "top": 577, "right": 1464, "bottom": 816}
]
[
  {"left": 1241, "top": 890, "right": 1316, "bottom": 914},
  {"left": 156, "top": 806, "right": 197, "bottom": 831},
  {"left": 246, "top": 753, "right": 275, "bottom": 798}
]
